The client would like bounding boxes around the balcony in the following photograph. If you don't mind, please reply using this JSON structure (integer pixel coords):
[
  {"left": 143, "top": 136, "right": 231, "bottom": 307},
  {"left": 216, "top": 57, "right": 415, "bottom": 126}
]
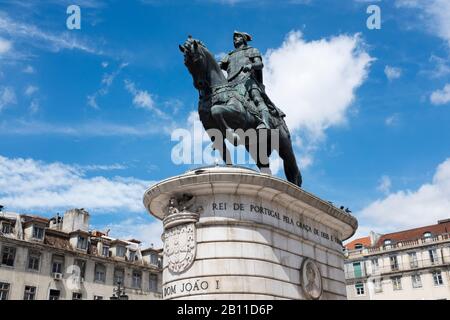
[
  {"left": 366, "top": 233, "right": 450, "bottom": 254},
  {"left": 345, "top": 233, "right": 450, "bottom": 259},
  {"left": 345, "top": 255, "right": 450, "bottom": 280}
]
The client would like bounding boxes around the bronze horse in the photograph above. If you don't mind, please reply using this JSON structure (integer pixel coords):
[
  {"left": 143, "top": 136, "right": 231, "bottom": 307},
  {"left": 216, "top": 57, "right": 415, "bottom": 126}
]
[{"left": 179, "top": 37, "right": 302, "bottom": 187}]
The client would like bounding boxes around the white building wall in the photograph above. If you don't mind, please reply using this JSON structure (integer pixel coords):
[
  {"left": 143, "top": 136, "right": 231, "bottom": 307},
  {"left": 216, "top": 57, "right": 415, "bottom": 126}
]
[
  {"left": 345, "top": 238, "right": 450, "bottom": 300},
  {"left": 0, "top": 238, "right": 163, "bottom": 300}
]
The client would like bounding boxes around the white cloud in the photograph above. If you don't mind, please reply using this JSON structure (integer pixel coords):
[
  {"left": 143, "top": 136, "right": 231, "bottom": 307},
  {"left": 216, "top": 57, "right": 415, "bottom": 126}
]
[
  {"left": 22, "top": 65, "right": 35, "bottom": 74},
  {"left": 124, "top": 80, "right": 168, "bottom": 118},
  {"left": 263, "top": 31, "right": 372, "bottom": 169},
  {"left": 29, "top": 99, "right": 39, "bottom": 114},
  {"left": 377, "top": 175, "right": 392, "bottom": 194},
  {"left": 25, "top": 85, "right": 38, "bottom": 96},
  {"left": 428, "top": 55, "right": 450, "bottom": 78},
  {"left": 396, "top": 0, "right": 450, "bottom": 48},
  {"left": 385, "top": 113, "right": 400, "bottom": 126},
  {"left": 0, "top": 37, "right": 11, "bottom": 54},
  {"left": 0, "top": 155, "right": 155, "bottom": 213},
  {"left": 87, "top": 95, "right": 99, "bottom": 109},
  {"left": 384, "top": 65, "right": 402, "bottom": 81},
  {"left": 0, "top": 119, "right": 174, "bottom": 137},
  {"left": 0, "top": 86, "right": 16, "bottom": 112},
  {"left": 99, "top": 216, "right": 163, "bottom": 248},
  {"left": 87, "top": 62, "right": 128, "bottom": 109},
  {"left": 359, "top": 158, "right": 450, "bottom": 232},
  {"left": 75, "top": 164, "right": 127, "bottom": 171},
  {"left": 264, "top": 31, "right": 373, "bottom": 141},
  {"left": 0, "top": 14, "right": 101, "bottom": 54},
  {"left": 430, "top": 83, "right": 450, "bottom": 105}
]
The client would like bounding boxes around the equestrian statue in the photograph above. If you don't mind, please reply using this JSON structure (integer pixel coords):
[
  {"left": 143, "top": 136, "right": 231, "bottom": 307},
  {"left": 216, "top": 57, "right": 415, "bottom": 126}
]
[{"left": 179, "top": 32, "right": 302, "bottom": 187}]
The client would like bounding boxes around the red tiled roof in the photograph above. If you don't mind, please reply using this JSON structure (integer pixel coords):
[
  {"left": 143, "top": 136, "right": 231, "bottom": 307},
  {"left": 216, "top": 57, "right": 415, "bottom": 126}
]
[
  {"left": 375, "top": 220, "right": 450, "bottom": 247},
  {"left": 345, "top": 236, "right": 371, "bottom": 250}
]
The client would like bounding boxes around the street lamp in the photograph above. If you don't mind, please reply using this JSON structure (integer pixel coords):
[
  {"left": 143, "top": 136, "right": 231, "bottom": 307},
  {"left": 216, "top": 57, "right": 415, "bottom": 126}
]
[{"left": 110, "top": 281, "right": 129, "bottom": 300}]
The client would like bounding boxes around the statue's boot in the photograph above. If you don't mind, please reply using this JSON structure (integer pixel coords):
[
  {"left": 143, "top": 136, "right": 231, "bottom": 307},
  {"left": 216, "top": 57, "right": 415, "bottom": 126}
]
[{"left": 256, "top": 110, "right": 271, "bottom": 130}]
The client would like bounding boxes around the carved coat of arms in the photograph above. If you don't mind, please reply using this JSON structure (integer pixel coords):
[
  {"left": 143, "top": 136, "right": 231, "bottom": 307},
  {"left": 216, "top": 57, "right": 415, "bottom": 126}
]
[
  {"left": 163, "top": 195, "right": 202, "bottom": 274},
  {"left": 164, "top": 223, "right": 196, "bottom": 273}
]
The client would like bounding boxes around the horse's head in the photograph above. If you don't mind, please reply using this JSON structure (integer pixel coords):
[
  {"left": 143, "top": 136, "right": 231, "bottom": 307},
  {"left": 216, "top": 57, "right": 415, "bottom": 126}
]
[
  {"left": 179, "top": 36, "right": 209, "bottom": 90},
  {"left": 179, "top": 36, "right": 226, "bottom": 91}
]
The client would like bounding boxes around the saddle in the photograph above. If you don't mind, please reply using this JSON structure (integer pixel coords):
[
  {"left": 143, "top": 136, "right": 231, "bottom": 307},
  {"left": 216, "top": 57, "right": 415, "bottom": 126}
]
[{"left": 210, "top": 80, "right": 285, "bottom": 127}]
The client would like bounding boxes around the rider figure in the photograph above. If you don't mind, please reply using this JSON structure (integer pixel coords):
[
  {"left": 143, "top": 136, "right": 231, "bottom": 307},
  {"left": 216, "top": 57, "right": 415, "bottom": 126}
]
[{"left": 219, "top": 31, "right": 271, "bottom": 130}]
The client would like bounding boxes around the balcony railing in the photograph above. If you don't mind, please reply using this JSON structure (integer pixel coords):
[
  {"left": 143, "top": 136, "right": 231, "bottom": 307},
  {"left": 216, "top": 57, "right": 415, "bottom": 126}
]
[
  {"left": 345, "top": 255, "right": 450, "bottom": 279},
  {"left": 346, "top": 233, "right": 450, "bottom": 258}
]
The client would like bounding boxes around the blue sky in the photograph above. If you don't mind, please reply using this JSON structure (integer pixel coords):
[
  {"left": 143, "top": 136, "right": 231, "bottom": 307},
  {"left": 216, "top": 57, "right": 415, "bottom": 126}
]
[{"left": 0, "top": 0, "right": 449, "bottom": 245}]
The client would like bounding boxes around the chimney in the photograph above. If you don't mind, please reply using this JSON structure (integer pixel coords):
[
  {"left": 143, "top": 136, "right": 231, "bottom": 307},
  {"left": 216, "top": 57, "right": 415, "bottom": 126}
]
[
  {"left": 62, "top": 208, "right": 90, "bottom": 233},
  {"left": 369, "top": 231, "right": 381, "bottom": 246}
]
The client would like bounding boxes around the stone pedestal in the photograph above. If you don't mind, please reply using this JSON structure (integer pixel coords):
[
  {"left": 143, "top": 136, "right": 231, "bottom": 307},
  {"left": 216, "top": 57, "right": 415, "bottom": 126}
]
[{"left": 143, "top": 166, "right": 357, "bottom": 300}]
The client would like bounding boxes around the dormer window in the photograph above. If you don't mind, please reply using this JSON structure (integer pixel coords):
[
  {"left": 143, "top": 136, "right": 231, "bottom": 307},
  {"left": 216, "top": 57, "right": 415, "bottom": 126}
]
[
  {"left": 32, "top": 226, "right": 44, "bottom": 240},
  {"left": 150, "top": 253, "right": 159, "bottom": 266},
  {"left": 354, "top": 243, "right": 363, "bottom": 250},
  {"left": 77, "top": 235, "right": 88, "bottom": 250},
  {"left": 116, "top": 246, "right": 126, "bottom": 257},
  {"left": 1, "top": 222, "right": 12, "bottom": 234},
  {"left": 423, "top": 232, "right": 432, "bottom": 238},
  {"left": 102, "top": 245, "right": 110, "bottom": 257},
  {"left": 129, "top": 250, "right": 136, "bottom": 261},
  {"left": 384, "top": 239, "right": 392, "bottom": 246}
]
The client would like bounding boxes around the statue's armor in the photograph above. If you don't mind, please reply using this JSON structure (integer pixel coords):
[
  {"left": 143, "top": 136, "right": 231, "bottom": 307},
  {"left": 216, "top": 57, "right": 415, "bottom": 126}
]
[
  {"left": 221, "top": 46, "right": 286, "bottom": 120},
  {"left": 221, "top": 46, "right": 263, "bottom": 85}
]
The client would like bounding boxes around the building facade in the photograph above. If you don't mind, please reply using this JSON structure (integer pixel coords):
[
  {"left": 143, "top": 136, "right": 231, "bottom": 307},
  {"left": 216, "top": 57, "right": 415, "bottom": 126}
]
[
  {"left": 0, "top": 208, "right": 163, "bottom": 300},
  {"left": 344, "top": 220, "right": 450, "bottom": 300}
]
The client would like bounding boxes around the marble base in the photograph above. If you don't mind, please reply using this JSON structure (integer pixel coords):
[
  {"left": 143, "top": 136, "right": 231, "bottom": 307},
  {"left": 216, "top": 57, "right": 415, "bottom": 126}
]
[{"left": 143, "top": 166, "right": 357, "bottom": 300}]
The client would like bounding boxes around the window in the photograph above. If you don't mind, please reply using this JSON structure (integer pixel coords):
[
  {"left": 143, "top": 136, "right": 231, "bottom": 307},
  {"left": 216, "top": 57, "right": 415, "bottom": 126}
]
[
  {"left": 27, "top": 250, "right": 41, "bottom": 271},
  {"left": 132, "top": 270, "right": 142, "bottom": 289},
  {"left": 77, "top": 235, "right": 88, "bottom": 250},
  {"left": 129, "top": 251, "right": 136, "bottom": 261},
  {"left": 433, "top": 271, "right": 444, "bottom": 286},
  {"left": 354, "top": 243, "right": 363, "bottom": 250},
  {"left": 355, "top": 282, "right": 364, "bottom": 296},
  {"left": 429, "top": 249, "right": 438, "bottom": 265},
  {"left": 94, "top": 263, "right": 106, "bottom": 283},
  {"left": 94, "top": 295, "right": 103, "bottom": 300},
  {"left": 1, "top": 246, "right": 16, "bottom": 266},
  {"left": 390, "top": 256, "right": 399, "bottom": 271},
  {"left": 371, "top": 258, "right": 379, "bottom": 273},
  {"left": 409, "top": 252, "right": 418, "bottom": 268},
  {"left": 1, "top": 223, "right": 12, "bottom": 234},
  {"left": 149, "top": 274, "right": 158, "bottom": 292},
  {"left": 116, "top": 246, "right": 126, "bottom": 257},
  {"left": 102, "top": 245, "right": 109, "bottom": 257},
  {"left": 392, "top": 276, "right": 402, "bottom": 290},
  {"left": 74, "top": 259, "right": 86, "bottom": 279},
  {"left": 23, "top": 286, "right": 36, "bottom": 300},
  {"left": 0, "top": 282, "right": 10, "bottom": 300},
  {"left": 411, "top": 274, "right": 422, "bottom": 288},
  {"left": 113, "top": 268, "right": 124, "bottom": 285},
  {"left": 384, "top": 239, "right": 392, "bottom": 246},
  {"left": 72, "top": 292, "right": 82, "bottom": 300},
  {"left": 49, "top": 289, "right": 60, "bottom": 300},
  {"left": 423, "top": 232, "right": 432, "bottom": 238},
  {"left": 150, "top": 253, "right": 159, "bottom": 266},
  {"left": 32, "top": 225, "right": 44, "bottom": 239},
  {"left": 372, "top": 278, "right": 383, "bottom": 293},
  {"left": 51, "top": 255, "right": 64, "bottom": 274},
  {"left": 353, "top": 262, "right": 362, "bottom": 278}
]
